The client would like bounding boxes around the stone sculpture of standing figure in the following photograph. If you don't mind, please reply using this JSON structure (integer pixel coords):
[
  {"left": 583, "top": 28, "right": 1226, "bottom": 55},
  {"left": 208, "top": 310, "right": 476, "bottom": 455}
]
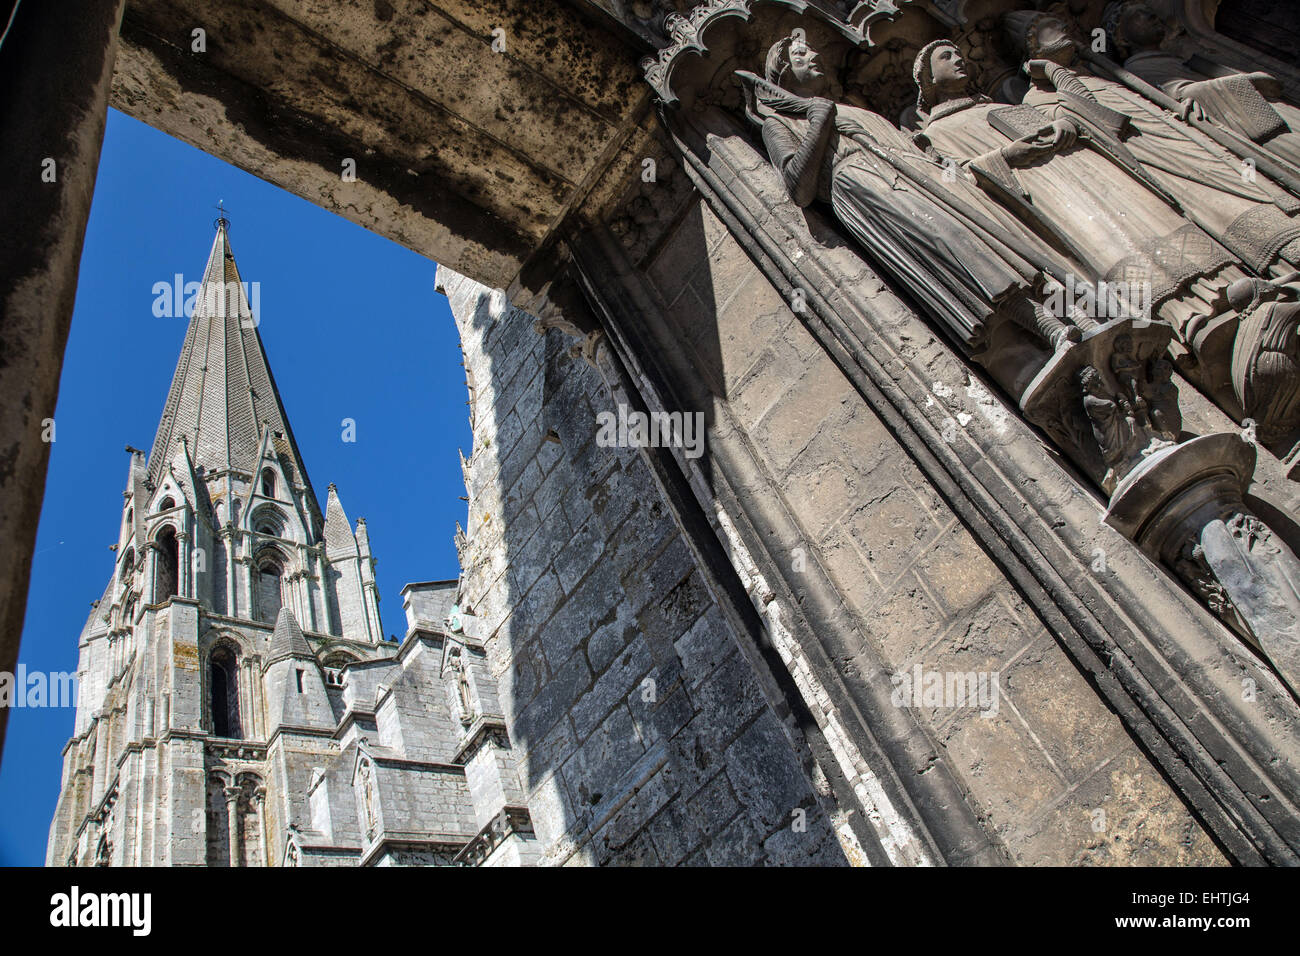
[{"left": 737, "top": 33, "right": 1082, "bottom": 371}]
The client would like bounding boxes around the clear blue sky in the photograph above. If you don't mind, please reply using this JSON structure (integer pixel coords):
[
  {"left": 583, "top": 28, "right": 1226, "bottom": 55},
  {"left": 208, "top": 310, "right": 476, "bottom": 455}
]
[{"left": 0, "top": 110, "right": 471, "bottom": 865}]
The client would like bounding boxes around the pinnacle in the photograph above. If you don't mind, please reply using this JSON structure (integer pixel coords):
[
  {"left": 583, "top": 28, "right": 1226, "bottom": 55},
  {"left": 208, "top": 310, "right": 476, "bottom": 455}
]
[{"left": 266, "top": 607, "right": 313, "bottom": 666}]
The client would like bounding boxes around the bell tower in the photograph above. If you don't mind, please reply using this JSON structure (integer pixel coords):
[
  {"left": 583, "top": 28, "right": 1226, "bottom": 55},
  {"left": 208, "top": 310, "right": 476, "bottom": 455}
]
[{"left": 47, "top": 219, "right": 391, "bottom": 866}]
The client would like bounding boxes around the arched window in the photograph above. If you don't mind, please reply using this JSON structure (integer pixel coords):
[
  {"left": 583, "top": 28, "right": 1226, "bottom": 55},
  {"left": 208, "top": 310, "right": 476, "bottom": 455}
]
[
  {"left": 261, "top": 468, "right": 276, "bottom": 498},
  {"left": 209, "top": 645, "right": 242, "bottom": 739},
  {"left": 157, "top": 496, "right": 175, "bottom": 512},
  {"left": 256, "top": 553, "right": 284, "bottom": 624},
  {"left": 253, "top": 506, "right": 286, "bottom": 539},
  {"left": 321, "top": 652, "right": 357, "bottom": 688},
  {"left": 120, "top": 548, "right": 135, "bottom": 582},
  {"left": 154, "top": 526, "right": 178, "bottom": 601}
]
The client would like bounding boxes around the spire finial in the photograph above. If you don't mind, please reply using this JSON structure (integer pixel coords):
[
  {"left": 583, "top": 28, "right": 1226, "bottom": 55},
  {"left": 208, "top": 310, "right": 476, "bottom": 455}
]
[{"left": 214, "top": 199, "right": 230, "bottom": 232}]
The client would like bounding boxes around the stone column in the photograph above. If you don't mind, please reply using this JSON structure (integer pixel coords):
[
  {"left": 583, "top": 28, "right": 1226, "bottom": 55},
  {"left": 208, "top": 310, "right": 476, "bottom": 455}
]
[
  {"left": 248, "top": 657, "right": 264, "bottom": 740},
  {"left": 144, "top": 544, "right": 158, "bottom": 605},
  {"left": 224, "top": 787, "right": 242, "bottom": 867},
  {"left": 222, "top": 528, "right": 238, "bottom": 617},
  {"left": 319, "top": 551, "right": 338, "bottom": 636},
  {"left": 252, "top": 787, "right": 267, "bottom": 868},
  {"left": 0, "top": 0, "right": 127, "bottom": 759},
  {"left": 177, "top": 531, "right": 191, "bottom": 598},
  {"left": 241, "top": 656, "right": 257, "bottom": 739}
]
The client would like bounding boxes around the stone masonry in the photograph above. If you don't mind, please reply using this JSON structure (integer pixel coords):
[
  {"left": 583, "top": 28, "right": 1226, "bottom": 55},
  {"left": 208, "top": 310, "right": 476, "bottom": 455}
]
[{"left": 439, "top": 266, "right": 851, "bottom": 865}]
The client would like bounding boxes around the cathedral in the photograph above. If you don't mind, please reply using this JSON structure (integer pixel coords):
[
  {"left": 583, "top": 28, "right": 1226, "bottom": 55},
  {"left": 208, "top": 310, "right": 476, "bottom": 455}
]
[
  {"left": 15, "top": 0, "right": 1300, "bottom": 867},
  {"left": 45, "top": 223, "right": 538, "bottom": 866}
]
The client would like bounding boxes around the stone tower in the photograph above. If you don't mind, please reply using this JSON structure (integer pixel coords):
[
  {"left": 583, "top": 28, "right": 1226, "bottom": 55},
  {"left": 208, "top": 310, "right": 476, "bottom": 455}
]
[{"left": 46, "top": 223, "right": 534, "bottom": 866}]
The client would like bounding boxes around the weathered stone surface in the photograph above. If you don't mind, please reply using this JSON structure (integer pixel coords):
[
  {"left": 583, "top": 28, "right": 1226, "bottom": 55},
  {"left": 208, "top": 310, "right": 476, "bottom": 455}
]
[
  {"left": 439, "top": 265, "right": 846, "bottom": 865},
  {"left": 23, "top": 0, "right": 1300, "bottom": 868}
]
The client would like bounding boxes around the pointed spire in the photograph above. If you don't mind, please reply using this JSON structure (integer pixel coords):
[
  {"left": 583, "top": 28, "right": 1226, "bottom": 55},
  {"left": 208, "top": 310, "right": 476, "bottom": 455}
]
[
  {"left": 146, "top": 219, "right": 320, "bottom": 525},
  {"left": 124, "top": 445, "right": 147, "bottom": 492},
  {"left": 323, "top": 483, "right": 357, "bottom": 555},
  {"left": 266, "top": 607, "right": 313, "bottom": 666},
  {"left": 355, "top": 517, "right": 372, "bottom": 557}
]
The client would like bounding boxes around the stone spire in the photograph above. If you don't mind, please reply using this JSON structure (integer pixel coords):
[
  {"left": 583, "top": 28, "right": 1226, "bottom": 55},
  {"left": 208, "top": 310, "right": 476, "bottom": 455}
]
[
  {"left": 146, "top": 219, "right": 320, "bottom": 524},
  {"left": 266, "top": 606, "right": 313, "bottom": 667},
  {"left": 262, "top": 606, "right": 334, "bottom": 735},
  {"left": 322, "top": 482, "right": 357, "bottom": 556}
]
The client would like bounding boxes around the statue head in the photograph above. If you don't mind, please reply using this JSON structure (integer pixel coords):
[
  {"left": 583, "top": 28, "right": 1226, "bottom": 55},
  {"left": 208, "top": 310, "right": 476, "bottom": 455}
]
[
  {"left": 1114, "top": 1, "right": 1167, "bottom": 54},
  {"left": 913, "top": 39, "right": 972, "bottom": 114},
  {"left": 765, "top": 31, "right": 831, "bottom": 97},
  {"left": 1003, "top": 11, "right": 1078, "bottom": 67},
  {"left": 1079, "top": 365, "right": 1107, "bottom": 397},
  {"left": 1150, "top": 356, "right": 1174, "bottom": 383}
]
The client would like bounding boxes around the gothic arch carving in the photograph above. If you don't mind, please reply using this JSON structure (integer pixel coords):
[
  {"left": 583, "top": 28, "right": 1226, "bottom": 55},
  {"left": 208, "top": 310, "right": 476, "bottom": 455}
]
[{"left": 249, "top": 503, "right": 289, "bottom": 539}]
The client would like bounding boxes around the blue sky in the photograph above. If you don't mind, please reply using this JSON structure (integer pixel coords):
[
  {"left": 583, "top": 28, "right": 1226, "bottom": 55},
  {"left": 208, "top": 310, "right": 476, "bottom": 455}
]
[{"left": 0, "top": 110, "right": 470, "bottom": 865}]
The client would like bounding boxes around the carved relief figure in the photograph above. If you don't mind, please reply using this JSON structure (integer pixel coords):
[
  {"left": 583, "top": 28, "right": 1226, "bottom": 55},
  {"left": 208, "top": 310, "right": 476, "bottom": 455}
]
[
  {"left": 1144, "top": 356, "right": 1182, "bottom": 440},
  {"left": 1007, "top": 11, "right": 1300, "bottom": 281},
  {"left": 915, "top": 34, "right": 1300, "bottom": 450},
  {"left": 448, "top": 644, "right": 473, "bottom": 725},
  {"left": 915, "top": 37, "right": 1237, "bottom": 330},
  {"left": 358, "top": 757, "right": 377, "bottom": 842},
  {"left": 1113, "top": 0, "right": 1300, "bottom": 171},
  {"left": 737, "top": 33, "right": 1082, "bottom": 368},
  {"left": 1080, "top": 365, "right": 1126, "bottom": 479},
  {"left": 1225, "top": 273, "right": 1300, "bottom": 446}
]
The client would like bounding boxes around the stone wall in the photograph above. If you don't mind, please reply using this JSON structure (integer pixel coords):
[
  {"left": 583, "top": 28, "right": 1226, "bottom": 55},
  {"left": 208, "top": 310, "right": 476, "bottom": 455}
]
[
  {"left": 611, "top": 192, "right": 1228, "bottom": 865},
  {"left": 438, "top": 266, "right": 852, "bottom": 866}
]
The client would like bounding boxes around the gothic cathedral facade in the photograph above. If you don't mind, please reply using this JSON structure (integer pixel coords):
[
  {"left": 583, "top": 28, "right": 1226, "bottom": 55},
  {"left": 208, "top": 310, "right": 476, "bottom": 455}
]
[{"left": 46, "top": 224, "right": 536, "bottom": 867}]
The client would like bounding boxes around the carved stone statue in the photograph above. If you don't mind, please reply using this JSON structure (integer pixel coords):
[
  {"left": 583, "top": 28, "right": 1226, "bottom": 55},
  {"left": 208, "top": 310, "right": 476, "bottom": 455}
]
[
  {"left": 915, "top": 33, "right": 1300, "bottom": 454},
  {"left": 1226, "top": 273, "right": 1300, "bottom": 447},
  {"left": 1080, "top": 365, "right": 1126, "bottom": 480},
  {"left": 358, "top": 757, "right": 377, "bottom": 842},
  {"left": 1143, "top": 355, "right": 1182, "bottom": 441},
  {"left": 914, "top": 38, "right": 1235, "bottom": 320},
  {"left": 448, "top": 645, "right": 473, "bottom": 725},
  {"left": 1006, "top": 11, "right": 1300, "bottom": 281},
  {"left": 724, "top": 21, "right": 1300, "bottom": 697},
  {"left": 736, "top": 32, "right": 1083, "bottom": 384},
  {"left": 1113, "top": 0, "right": 1300, "bottom": 172}
]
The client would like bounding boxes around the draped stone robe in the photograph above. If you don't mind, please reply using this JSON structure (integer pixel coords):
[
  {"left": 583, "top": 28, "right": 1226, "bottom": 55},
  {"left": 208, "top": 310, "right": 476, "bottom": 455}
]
[
  {"left": 1023, "top": 67, "right": 1300, "bottom": 276},
  {"left": 1123, "top": 49, "right": 1300, "bottom": 171},
  {"left": 920, "top": 97, "right": 1237, "bottom": 342},
  {"left": 759, "top": 100, "right": 1053, "bottom": 350}
]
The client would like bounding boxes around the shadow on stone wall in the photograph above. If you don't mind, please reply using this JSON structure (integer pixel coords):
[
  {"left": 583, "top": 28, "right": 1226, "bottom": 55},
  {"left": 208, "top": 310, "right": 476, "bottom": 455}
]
[{"left": 437, "top": 267, "right": 849, "bottom": 866}]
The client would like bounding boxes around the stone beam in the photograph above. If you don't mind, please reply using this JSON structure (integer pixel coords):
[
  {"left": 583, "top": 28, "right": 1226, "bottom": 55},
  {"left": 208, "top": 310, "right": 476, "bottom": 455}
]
[
  {"left": 111, "top": 0, "right": 650, "bottom": 291},
  {"left": 0, "top": 0, "right": 126, "bottom": 762}
]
